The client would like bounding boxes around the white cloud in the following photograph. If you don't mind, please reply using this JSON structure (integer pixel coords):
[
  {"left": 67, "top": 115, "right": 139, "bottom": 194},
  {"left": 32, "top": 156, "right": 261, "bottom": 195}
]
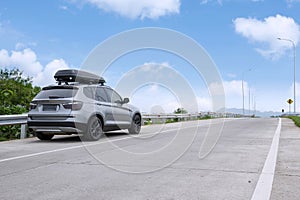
[
  {"left": 0, "top": 48, "right": 43, "bottom": 75},
  {"left": 77, "top": 0, "right": 180, "bottom": 19},
  {"left": 0, "top": 48, "right": 70, "bottom": 86},
  {"left": 141, "top": 62, "right": 170, "bottom": 71},
  {"left": 233, "top": 15, "right": 300, "bottom": 58},
  {"left": 209, "top": 80, "right": 247, "bottom": 97},
  {"left": 113, "top": 62, "right": 200, "bottom": 113},
  {"left": 209, "top": 80, "right": 250, "bottom": 109},
  {"left": 197, "top": 97, "right": 212, "bottom": 111},
  {"left": 224, "top": 80, "right": 248, "bottom": 97},
  {"left": 59, "top": 5, "right": 69, "bottom": 10},
  {"left": 33, "top": 59, "right": 70, "bottom": 86},
  {"left": 233, "top": 14, "right": 300, "bottom": 59},
  {"left": 129, "top": 83, "right": 181, "bottom": 113},
  {"left": 130, "top": 78, "right": 250, "bottom": 113}
]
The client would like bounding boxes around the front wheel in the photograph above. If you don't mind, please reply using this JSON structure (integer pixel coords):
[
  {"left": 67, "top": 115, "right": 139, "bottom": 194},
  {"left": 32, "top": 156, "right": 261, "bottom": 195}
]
[
  {"left": 36, "top": 132, "right": 54, "bottom": 141},
  {"left": 82, "top": 116, "right": 104, "bottom": 141},
  {"left": 128, "top": 114, "right": 141, "bottom": 135}
]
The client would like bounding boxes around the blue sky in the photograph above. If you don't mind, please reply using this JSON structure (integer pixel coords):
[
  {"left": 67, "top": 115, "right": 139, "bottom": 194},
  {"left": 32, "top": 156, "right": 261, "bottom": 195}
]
[{"left": 0, "top": 0, "right": 300, "bottom": 113}]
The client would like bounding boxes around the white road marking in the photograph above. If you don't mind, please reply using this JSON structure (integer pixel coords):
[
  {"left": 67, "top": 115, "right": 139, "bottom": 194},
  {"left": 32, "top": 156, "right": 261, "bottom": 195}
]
[
  {"left": 0, "top": 119, "right": 234, "bottom": 163},
  {"left": 251, "top": 118, "right": 282, "bottom": 200}
]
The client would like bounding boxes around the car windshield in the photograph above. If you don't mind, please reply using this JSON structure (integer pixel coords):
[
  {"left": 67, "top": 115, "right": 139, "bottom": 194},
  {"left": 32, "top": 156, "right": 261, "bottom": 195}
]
[{"left": 35, "top": 87, "right": 78, "bottom": 99}]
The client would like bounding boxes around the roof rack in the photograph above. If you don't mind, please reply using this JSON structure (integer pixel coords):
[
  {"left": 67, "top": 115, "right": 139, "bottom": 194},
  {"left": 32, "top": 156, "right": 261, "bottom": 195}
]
[{"left": 54, "top": 69, "right": 105, "bottom": 85}]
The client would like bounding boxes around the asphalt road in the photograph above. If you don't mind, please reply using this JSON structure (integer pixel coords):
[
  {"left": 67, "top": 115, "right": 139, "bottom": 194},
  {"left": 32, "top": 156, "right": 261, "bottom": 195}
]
[{"left": 0, "top": 118, "right": 299, "bottom": 200}]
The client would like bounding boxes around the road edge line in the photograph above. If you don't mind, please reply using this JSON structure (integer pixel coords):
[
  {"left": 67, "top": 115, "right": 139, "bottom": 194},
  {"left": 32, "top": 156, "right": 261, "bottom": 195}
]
[{"left": 251, "top": 118, "right": 282, "bottom": 200}]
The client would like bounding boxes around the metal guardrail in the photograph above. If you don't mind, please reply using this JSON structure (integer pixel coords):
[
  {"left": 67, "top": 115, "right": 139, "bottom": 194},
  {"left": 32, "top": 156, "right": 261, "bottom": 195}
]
[
  {"left": 0, "top": 113, "right": 202, "bottom": 139},
  {"left": 0, "top": 114, "right": 28, "bottom": 139},
  {"left": 142, "top": 113, "right": 200, "bottom": 124},
  {"left": 142, "top": 112, "right": 242, "bottom": 121},
  {"left": 0, "top": 112, "right": 241, "bottom": 139},
  {"left": 142, "top": 113, "right": 200, "bottom": 119}
]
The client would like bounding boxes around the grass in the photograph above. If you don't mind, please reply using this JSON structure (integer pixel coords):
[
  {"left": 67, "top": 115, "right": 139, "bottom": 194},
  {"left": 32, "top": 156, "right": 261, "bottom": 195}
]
[
  {"left": 0, "top": 137, "right": 9, "bottom": 142},
  {"left": 287, "top": 116, "right": 300, "bottom": 127}
]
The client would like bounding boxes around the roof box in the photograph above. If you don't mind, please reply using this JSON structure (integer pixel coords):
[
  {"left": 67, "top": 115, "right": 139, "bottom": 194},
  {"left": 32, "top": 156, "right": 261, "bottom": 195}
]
[{"left": 54, "top": 69, "right": 105, "bottom": 85}]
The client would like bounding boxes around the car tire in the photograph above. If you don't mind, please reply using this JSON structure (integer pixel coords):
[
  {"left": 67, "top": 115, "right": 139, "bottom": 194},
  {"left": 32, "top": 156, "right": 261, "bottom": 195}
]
[
  {"left": 128, "top": 114, "right": 141, "bottom": 135},
  {"left": 83, "top": 116, "right": 104, "bottom": 141},
  {"left": 36, "top": 132, "right": 54, "bottom": 141}
]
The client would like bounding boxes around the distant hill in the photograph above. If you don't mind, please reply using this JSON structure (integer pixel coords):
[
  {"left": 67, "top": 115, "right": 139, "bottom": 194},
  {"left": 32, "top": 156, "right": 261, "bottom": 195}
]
[{"left": 224, "top": 108, "right": 283, "bottom": 117}]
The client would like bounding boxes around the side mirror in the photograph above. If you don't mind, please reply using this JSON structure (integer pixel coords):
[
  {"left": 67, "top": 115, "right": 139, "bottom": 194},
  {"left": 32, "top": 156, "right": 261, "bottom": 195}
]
[{"left": 123, "top": 98, "right": 129, "bottom": 104}]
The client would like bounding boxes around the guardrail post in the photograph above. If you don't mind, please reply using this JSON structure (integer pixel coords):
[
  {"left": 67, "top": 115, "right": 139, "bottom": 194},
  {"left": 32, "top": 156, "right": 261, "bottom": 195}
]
[{"left": 20, "top": 124, "right": 26, "bottom": 139}]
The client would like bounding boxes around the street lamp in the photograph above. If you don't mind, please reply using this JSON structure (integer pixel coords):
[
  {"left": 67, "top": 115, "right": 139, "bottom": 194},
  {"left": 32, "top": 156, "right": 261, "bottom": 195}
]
[
  {"left": 249, "top": 88, "right": 251, "bottom": 114},
  {"left": 277, "top": 37, "right": 296, "bottom": 113},
  {"left": 242, "top": 68, "right": 251, "bottom": 115}
]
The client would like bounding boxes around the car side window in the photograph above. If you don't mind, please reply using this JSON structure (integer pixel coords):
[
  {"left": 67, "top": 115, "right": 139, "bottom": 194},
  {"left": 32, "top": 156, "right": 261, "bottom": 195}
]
[
  {"left": 83, "top": 87, "right": 108, "bottom": 102},
  {"left": 95, "top": 87, "right": 108, "bottom": 102},
  {"left": 83, "top": 87, "right": 95, "bottom": 99},
  {"left": 105, "top": 88, "right": 122, "bottom": 103}
]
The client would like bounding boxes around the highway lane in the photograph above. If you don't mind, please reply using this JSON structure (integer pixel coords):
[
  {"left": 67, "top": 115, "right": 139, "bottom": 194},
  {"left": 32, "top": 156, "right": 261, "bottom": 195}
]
[{"left": 0, "top": 118, "right": 298, "bottom": 200}]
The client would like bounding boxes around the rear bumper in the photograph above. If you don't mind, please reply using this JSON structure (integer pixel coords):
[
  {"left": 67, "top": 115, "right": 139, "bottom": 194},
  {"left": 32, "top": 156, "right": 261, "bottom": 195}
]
[{"left": 27, "top": 121, "right": 86, "bottom": 134}]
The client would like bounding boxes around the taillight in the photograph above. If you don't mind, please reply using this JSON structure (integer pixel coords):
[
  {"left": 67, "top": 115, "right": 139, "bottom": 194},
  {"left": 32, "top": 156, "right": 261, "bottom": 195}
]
[
  {"left": 29, "top": 103, "right": 37, "bottom": 110},
  {"left": 63, "top": 101, "right": 83, "bottom": 110}
]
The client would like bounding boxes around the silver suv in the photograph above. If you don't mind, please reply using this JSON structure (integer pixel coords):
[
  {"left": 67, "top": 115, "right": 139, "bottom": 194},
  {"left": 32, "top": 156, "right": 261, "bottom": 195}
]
[{"left": 28, "top": 69, "right": 142, "bottom": 141}]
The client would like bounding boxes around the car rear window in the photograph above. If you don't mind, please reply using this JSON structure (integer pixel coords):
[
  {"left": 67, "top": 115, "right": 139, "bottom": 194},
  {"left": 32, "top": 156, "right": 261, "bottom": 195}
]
[{"left": 35, "top": 87, "right": 78, "bottom": 99}]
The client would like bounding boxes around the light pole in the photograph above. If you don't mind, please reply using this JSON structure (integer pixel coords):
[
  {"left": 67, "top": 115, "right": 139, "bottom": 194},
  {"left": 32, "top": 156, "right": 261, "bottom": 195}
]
[
  {"left": 253, "top": 95, "right": 256, "bottom": 116},
  {"left": 242, "top": 79, "right": 244, "bottom": 115},
  {"left": 277, "top": 37, "right": 296, "bottom": 113},
  {"left": 242, "top": 68, "right": 251, "bottom": 115},
  {"left": 249, "top": 88, "right": 251, "bottom": 114}
]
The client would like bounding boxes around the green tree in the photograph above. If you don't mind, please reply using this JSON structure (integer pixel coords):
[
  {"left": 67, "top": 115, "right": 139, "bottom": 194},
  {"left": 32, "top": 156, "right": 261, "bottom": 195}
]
[
  {"left": 173, "top": 108, "right": 188, "bottom": 122},
  {"left": 174, "top": 107, "right": 188, "bottom": 114},
  {"left": 0, "top": 68, "right": 41, "bottom": 114},
  {"left": 0, "top": 68, "right": 41, "bottom": 140}
]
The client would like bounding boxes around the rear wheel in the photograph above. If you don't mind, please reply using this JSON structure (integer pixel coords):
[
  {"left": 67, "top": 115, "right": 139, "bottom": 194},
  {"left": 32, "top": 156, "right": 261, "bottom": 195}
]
[
  {"left": 36, "top": 132, "right": 54, "bottom": 141},
  {"left": 128, "top": 114, "right": 141, "bottom": 135},
  {"left": 82, "top": 116, "right": 104, "bottom": 141}
]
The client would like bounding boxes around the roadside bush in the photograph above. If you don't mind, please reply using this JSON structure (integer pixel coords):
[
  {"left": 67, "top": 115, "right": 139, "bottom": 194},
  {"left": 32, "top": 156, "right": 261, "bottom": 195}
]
[
  {"left": 0, "top": 124, "right": 21, "bottom": 141},
  {"left": 144, "top": 119, "right": 152, "bottom": 125},
  {"left": 166, "top": 119, "right": 174, "bottom": 123},
  {"left": 0, "top": 68, "right": 41, "bottom": 141},
  {"left": 199, "top": 115, "right": 212, "bottom": 120}
]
